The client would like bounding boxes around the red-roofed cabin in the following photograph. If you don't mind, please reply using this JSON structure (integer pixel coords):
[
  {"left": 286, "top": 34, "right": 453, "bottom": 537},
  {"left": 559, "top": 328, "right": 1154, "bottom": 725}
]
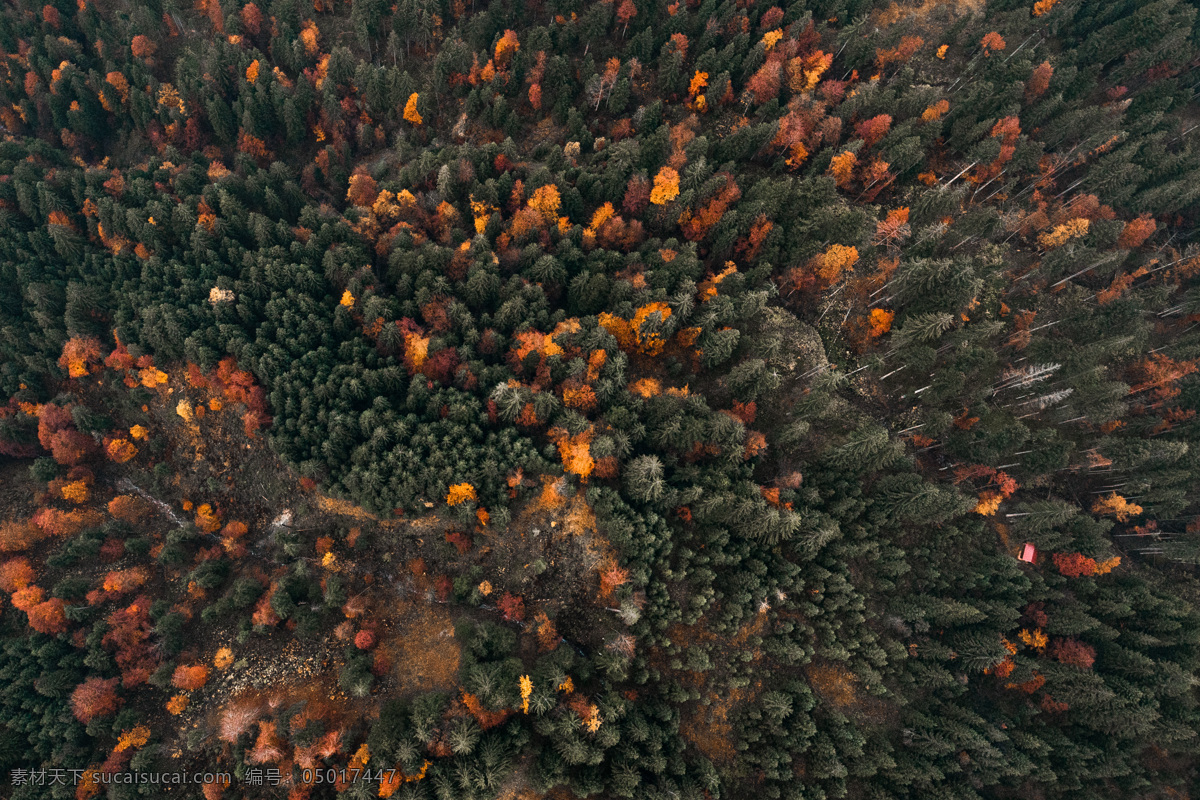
[{"left": 1019, "top": 543, "right": 1037, "bottom": 563}]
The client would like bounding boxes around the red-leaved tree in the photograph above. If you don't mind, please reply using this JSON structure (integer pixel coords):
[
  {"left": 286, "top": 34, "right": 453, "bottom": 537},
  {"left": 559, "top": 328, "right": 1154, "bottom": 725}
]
[
  {"left": 103, "top": 597, "right": 160, "bottom": 687},
  {"left": 71, "top": 677, "right": 123, "bottom": 723},
  {"left": 498, "top": 592, "right": 525, "bottom": 622},
  {"left": 1050, "top": 638, "right": 1096, "bottom": 669}
]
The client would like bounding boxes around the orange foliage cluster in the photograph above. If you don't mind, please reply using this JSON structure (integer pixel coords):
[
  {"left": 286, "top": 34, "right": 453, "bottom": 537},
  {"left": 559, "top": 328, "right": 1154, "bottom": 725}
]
[
  {"left": 252, "top": 584, "right": 281, "bottom": 627},
  {"left": 681, "top": 175, "right": 740, "bottom": 241},
  {"left": 1052, "top": 552, "right": 1120, "bottom": 578},
  {"left": 38, "top": 402, "right": 98, "bottom": 465},
  {"left": 598, "top": 558, "right": 630, "bottom": 599},
  {"left": 0, "top": 558, "right": 35, "bottom": 592},
  {"left": 921, "top": 99, "right": 949, "bottom": 122},
  {"left": 88, "top": 567, "right": 149, "bottom": 605},
  {"left": 115, "top": 725, "right": 151, "bottom": 752},
  {"left": 629, "top": 377, "right": 662, "bottom": 398},
  {"left": 60, "top": 479, "right": 90, "bottom": 504},
  {"left": 867, "top": 308, "right": 895, "bottom": 338},
  {"left": 548, "top": 426, "right": 595, "bottom": 478},
  {"left": 105, "top": 438, "right": 138, "bottom": 463},
  {"left": 11, "top": 585, "right": 44, "bottom": 612},
  {"left": 874, "top": 207, "right": 910, "bottom": 249},
  {"left": 25, "top": 594, "right": 68, "bottom": 634},
  {"left": 33, "top": 507, "right": 104, "bottom": 538},
  {"left": 1018, "top": 627, "right": 1048, "bottom": 651},
  {"left": 829, "top": 150, "right": 856, "bottom": 188},
  {"left": 461, "top": 691, "right": 512, "bottom": 729},
  {"left": 528, "top": 184, "right": 561, "bottom": 221},
  {"left": 981, "top": 31, "right": 1006, "bottom": 53},
  {"left": 300, "top": 21, "right": 320, "bottom": 55},
  {"left": 1096, "top": 266, "right": 1148, "bottom": 306},
  {"left": 346, "top": 171, "right": 379, "bottom": 207},
  {"left": 1026, "top": 60, "right": 1054, "bottom": 99},
  {"left": 236, "top": 130, "right": 271, "bottom": 160},
  {"left": 189, "top": 356, "right": 274, "bottom": 436},
  {"left": 600, "top": 303, "right": 673, "bottom": 357},
  {"left": 0, "top": 519, "right": 45, "bottom": 553},
  {"left": 533, "top": 611, "right": 560, "bottom": 651},
  {"left": 855, "top": 114, "right": 892, "bottom": 148},
  {"left": 743, "top": 431, "right": 768, "bottom": 460},
  {"left": 59, "top": 336, "right": 103, "bottom": 379},
  {"left": 403, "top": 93, "right": 422, "bottom": 125},
  {"left": 240, "top": 2, "right": 263, "bottom": 34},
  {"left": 194, "top": 503, "right": 221, "bottom": 533},
  {"left": 108, "top": 495, "right": 151, "bottom": 523},
  {"left": 494, "top": 29, "right": 520, "bottom": 68},
  {"left": 1005, "top": 671, "right": 1045, "bottom": 694},
  {"left": 816, "top": 244, "right": 859, "bottom": 284},
  {"left": 1128, "top": 353, "right": 1198, "bottom": 404},
  {"left": 876, "top": 35, "right": 923, "bottom": 70},
  {"left": 130, "top": 35, "right": 155, "bottom": 58},
  {"left": 970, "top": 116, "right": 1021, "bottom": 184},
  {"left": 562, "top": 380, "right": 598, "bottom": 411},
  {"left": 985, "top": 656, "right": 1015, "bottom": 678},
  {"left": 247, "top": 720, "right": 285, "bottom": 765}
]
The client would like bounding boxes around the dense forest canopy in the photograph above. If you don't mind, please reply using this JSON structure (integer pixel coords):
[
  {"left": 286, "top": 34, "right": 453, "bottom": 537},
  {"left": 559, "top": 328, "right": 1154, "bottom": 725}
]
[{"left": 2, "top": 0, "right": 1200, "bottom": 798}]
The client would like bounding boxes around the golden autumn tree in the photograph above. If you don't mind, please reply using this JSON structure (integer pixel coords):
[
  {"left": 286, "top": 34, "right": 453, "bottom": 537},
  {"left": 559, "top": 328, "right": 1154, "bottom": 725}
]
[
  {"left": 447, "top": 483, "right": 477, "bottom": 505},
  {"left": 300, "top": 21, "right": 320, "bottom": 55},
  {"left": 1091, "top": 493, "right": 1143, "bottom": 522},
  {"left": 528, "top": 184, "right": 561, "bottom": 222},
  {"left": 549, "top": 426, "right": 595, "bottom": 478},
  {"left": 829, "top": 151, "right": 856, "bottom": 188},
  {"left": 650, "top": 167, "right": 680, "bottom": 205},
  {"left": 817, "top": 244, "right": 859, "bottom": 283},
  {"left": 105, "top": 438, "right": 137, "bottom": 463},
  {"left": 1038, "top": 218, "right": 1088, "bottom": 248}
]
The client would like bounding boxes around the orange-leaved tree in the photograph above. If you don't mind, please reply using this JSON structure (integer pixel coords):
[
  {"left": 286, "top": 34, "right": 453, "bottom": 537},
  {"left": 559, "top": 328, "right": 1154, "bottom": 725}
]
[
  {"left": 172, "top": 664, "right": 210, "bottom": 691},
  {"left": 0, "top": 558, "right": 35, "bottom": 592},
  {"left": 59, "top": 336, "right": 103, "bottom": 378},
  {"left": 494, "top": 29, "right": 520, "bottom": 68},
  {"left": 404, "top": 93, "right": 422, "bottom": 125}
]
